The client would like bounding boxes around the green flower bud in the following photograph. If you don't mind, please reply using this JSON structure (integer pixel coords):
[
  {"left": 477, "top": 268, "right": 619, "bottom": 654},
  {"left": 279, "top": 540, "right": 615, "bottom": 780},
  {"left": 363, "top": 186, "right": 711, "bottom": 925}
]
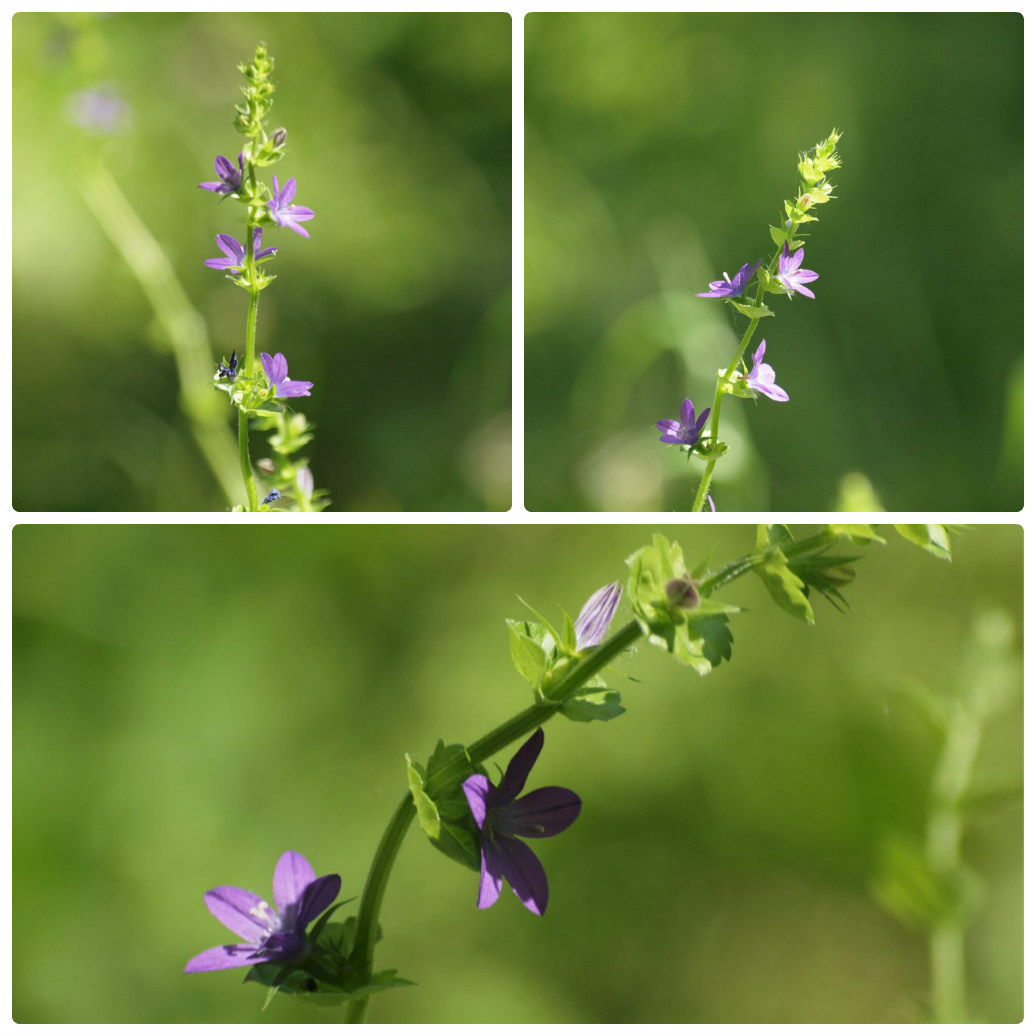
[{"left": 665, "top": 575, "right": 701, "bottom": 611}]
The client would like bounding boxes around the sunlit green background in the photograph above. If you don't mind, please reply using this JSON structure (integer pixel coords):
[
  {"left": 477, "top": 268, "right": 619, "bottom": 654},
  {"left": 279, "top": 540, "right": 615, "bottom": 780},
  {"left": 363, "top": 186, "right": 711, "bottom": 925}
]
[
  {"left": 14, "top": 13, "right": 510, "bottom": 510},
  {"left": 13, "top": 524, "right": 1021, "bottom": 1022},
  {"left": 525, "top": 13, "right": 1022, "bottom": 510}
]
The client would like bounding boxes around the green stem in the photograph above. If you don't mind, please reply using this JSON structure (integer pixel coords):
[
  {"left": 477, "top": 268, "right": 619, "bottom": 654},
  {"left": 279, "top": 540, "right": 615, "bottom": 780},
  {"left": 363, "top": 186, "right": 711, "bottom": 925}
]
[
  {"left": 691, "top": 221, "right": 800, "bottom": 512},
  {"left": 343, "top": 619, "right": 644, "bottom": 1022},
  {"left": 238, "top": 233, "right": 261, "bottom": 512},
  {"left": 926, "top": 705, "right": 981, "bottom": 1022},
  {"left": 78, "top": 158, "right": 242, "bottom": 506}
]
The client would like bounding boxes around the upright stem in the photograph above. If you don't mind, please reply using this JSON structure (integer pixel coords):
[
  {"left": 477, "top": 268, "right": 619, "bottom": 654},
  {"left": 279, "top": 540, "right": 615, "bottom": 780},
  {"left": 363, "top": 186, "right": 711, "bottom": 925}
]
[
  {"left": 238, "top": 232, "right": 261, "bottom": 512},
  {"left": 343, "top": 620, "right": 644, "bottom": 1022},
  {"left": 926, "top": 705, "right": 981, "bottom": 1022}
]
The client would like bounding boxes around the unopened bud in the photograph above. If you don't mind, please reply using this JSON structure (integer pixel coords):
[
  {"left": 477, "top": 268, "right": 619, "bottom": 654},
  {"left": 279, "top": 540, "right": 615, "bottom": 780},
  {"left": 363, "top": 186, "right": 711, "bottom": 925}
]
[
  {"left": 271, "top": 127, "right": 287, "bottom": 148},
  {"left": 665, "top": 575, "right": 700, "bottom": 610}
]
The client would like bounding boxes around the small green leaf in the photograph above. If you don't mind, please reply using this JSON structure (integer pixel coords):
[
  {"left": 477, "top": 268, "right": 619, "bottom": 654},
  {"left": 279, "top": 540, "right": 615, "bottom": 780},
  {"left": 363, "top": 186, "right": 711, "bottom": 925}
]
[
  {"left": 506, "top": 619, "right": 550, "bottom": 688},
  {"left": 405, "top": 755, "right": 440, "bottom": 842},
  {"left": 687, "top": 612, "right": 734, "bottom": 667},
  {"left": 561, "top": 688, "right": 625, "bottom": 723},
  {"left": 894, "top": 524, "right": 952, "bottom": 561},
  {"left": 754, "top": 548, "right": 814, "bottom": 624},
  {"left": 827, "top": 523, "right": 886, "bottom": 545},
  {"left": 728, "top": 299, "right": 774, "bottom": 320}
]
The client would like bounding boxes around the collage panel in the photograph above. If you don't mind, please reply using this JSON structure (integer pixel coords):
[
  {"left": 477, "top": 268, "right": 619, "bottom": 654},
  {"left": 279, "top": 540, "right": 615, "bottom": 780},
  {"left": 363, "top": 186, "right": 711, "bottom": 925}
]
[
  {"left": 12, "top": 524, "right": 1022, "bottom": 1022},
  {"left": 525, "top": 13, "right": 1022, "bottom": 512},
  {"left": 13, "top": 13, "right": 511, "bottom": 512}
]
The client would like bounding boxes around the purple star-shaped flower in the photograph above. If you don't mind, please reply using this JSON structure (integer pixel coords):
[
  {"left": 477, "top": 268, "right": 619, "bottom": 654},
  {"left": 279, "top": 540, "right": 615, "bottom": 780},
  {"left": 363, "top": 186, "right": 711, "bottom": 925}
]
[
  {"left": 776, "top": 242, "right": 819, "bottom": 299},
  {"left": 184, "top": 850, "right": 341, "bottom": 973},
  {"left": 574, "top": 581, "right": 622, "bottom": 650},
  {"left": 744, "top": 340, "right": 789, "bottom": 401},
  {"left": 268, "top": 175, "right": 315, "bottom": 238},
  {"left": 696, "top": 259, "right": 761, "bottom": 299},
  {"left": 199, "top": 153, "right": 244, "bottom": 195},
  {"left": 203, "top": 228, "right": 277, "bottom": 272},
  {"left": 657, "top": 398, "right": 711, "bottom": 447},
  {"left": 462, "top": 729, "right": 582, "bottom": 916},
  {"left": 261, "top": 352, "right": 313, "bottom": 398}
]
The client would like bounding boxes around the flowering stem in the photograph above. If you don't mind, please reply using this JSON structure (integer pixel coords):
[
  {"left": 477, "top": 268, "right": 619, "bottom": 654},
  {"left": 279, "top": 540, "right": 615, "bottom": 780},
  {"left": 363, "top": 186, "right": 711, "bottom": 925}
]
[
  {"left": 344, "top": 618, "right": 644, "bottom": 1022},
  {"left": 238, "top": 233, "right": 261, "bottom": 512},
  {"left": 691, "top": 221, "right": 799, "bottom": 512}
]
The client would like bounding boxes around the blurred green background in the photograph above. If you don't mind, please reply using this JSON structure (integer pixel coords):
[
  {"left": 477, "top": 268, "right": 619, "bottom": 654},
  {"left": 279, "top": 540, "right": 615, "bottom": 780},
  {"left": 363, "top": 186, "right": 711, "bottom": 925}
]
[
  {"left": 14, "top": 13, "right": 511, "bottom": 510},
  {"left": 525, "top": 13, "right": 1022, "bottom": 510},
  {"left": 13, "top": 524, "right": 1022, "bottom": 1022}
]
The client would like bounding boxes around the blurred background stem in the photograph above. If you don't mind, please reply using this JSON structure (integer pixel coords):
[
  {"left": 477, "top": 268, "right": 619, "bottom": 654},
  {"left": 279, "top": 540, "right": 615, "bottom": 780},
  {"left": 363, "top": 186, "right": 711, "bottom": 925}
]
[
  {"left": 78, "top": 156, "right": 242, "bottom": 507},
  {"left": 925, "top": 703, "right": 980, "bottom": 1022}
]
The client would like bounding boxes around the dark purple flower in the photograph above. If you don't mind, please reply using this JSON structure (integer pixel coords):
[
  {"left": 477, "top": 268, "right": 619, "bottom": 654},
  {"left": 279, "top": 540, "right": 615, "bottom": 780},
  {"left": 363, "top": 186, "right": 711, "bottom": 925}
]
[
  {"left": 776, "top": 242, "right": 819, "bottom": 299},
  {"left": 462, "top": 729, "right": 581, "bottom": 916},
  {"left": 261, "top": 352, "right": 313, "bottom": 398},
  {"left": 745, "top": 340, "right": 789, "bottom": 401},
  {"left": 200, "top": 153, "right": 244, "bottom": 195},
  {"left": 203, "top": 228, "right": 277, "bottom": 272},
  {"left": 184, "top": 850, "right": 341, "bottom": 973},
  {"left": 696, "top": 259, "right": 761, "bottom": 299},
  {"left": 216, "top": 350, "right": 239, "bottom": 381},
  {"left": 262, "top": 489, "right": 281, "bottom": 505},
  {"left": 574, "top": 582, "right": 622, "bottom": 650},
  {"left": 268, "top": 176, "right": 315, "bottom": 238},
  {"left": 657, "top": 398, "right": 710, "bottom": 447}
]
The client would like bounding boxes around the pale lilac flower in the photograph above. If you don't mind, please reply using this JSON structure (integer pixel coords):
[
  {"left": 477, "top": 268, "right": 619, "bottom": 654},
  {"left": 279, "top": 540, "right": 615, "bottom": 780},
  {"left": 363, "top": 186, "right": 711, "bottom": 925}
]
[
  {"left": 184, "top": 850, "right": 340, "bottom": 973},
  {"left": 744, "top": 340, "right": 789, "bottom": 401},
  {"left": 200, "top": 153, "right": 244, "bottom": 195},
  {"left": 574, "top": 582, "right": 622, "bottom": 650},
  {"left": 65, "top": 86, "right": 133, "bottom": 135},
  {"left": 706, "top": 493, "right": 716, "bottom": 512},
  {"left": 268, "top": 176, "right": 315, "bottom": 238},
  {"left": 261, "top": 352, "right": 313, "bottom": 398},
  {"left": 463, "top": 729, "right": 581, "bottom": 916},
  {"left": 203, "top": 228, "right": 277, "bottom": 272},
  {"left": 296, "top": 468, "right": 314, "bottom": 497},
  {"left": 657, "top": 398, "right": 710, "bottom": 447},
  {"left": 776, "top": 242, "right": 819, "bottom": 299},
  {"left": 696, "top": 259, "right": 761, "bottom": 299}
]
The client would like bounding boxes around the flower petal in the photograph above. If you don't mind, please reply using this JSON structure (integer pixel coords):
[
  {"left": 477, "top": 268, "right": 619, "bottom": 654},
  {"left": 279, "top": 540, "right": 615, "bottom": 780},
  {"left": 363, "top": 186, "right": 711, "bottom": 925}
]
[
  {"left": 280, "top": 177, "right": 297, "bottom": 205},
  {"left": 184, "top": 942, "right": 266, "bottom": 973},
  {"left": 273, "top": 851, "right": 316, "bottom": 917},
  {"left": 463, "top": 774, "right": 493, "bottom": 830},
  {"left": 494, "top": 835, "right": 551, "bottom": 915},
  {"left": 271, "top": 174, "right": 281, "bottom": 202},
  {"left": 679, "top": 398, "right": 695, "bottom": 427},
  {"left": 203, "top": 885, "right": 276, "bottom": 943},
  {"left": 216, "top": 234, "right": 244, "bottom": 263},
  {"left": 656, "top": 419, "right": 680, "bottom": 436},
  {"left": 574, "top": 582, "right": 621, "bottom": 650},
  {"left": 496, "top": 728, "right": 544, "bottom": 806},
  {"left": 477, "top": 843, "right": 504, "bottom": 909},
  {"left": 295, "top": 873, "right": 342, "bottom": 930},
  {"left": 275, "top": 378, "right": 313, "bottom": 398},
  {"left": 261, "top": 352, "right": 288, "bottom": 385},
  {"left": 498, "top": 786, "right": 582, "bottom": 839}
]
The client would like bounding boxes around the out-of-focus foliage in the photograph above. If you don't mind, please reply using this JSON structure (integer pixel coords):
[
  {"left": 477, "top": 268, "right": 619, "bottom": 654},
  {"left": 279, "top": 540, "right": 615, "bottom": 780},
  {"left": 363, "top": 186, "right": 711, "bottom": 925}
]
[
  {"left": 14, "top": 13, "right": 511, "bottom": 510},
  {"left": 13, "top": 525, "right": 1021, "bottom": 1022},
  {"left": 525, "top": 13, "right": 1022, "bottom": 510}
]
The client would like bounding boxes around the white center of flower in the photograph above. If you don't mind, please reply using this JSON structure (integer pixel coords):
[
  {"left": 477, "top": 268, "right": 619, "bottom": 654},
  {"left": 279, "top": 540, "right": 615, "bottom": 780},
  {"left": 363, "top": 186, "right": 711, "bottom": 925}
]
[{"left": 249, "top": 898, "right": 281, "bottom": 933}]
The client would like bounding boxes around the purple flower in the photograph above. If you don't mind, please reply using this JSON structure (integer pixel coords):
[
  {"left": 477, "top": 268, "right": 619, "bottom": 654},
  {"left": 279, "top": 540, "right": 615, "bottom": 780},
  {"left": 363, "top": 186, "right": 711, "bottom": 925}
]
[
  {"left": 262, "top": 489, "right": 281, "bottom": 505},
  {"left": 574, "top": 582, "right": 622, "bottom": 650},
  {"left": 184, "top": 850, "right": 341, "bottom": 973},
  {"left": 268, "top": 176, "right": 315, "bottom": 238},
  {"left": 199, "top": 153, "right": 244, "bottom": 195},
  {"left": 203, "top": 228, "right": 277, "bottom": 272},
  {"left": 776, "top": 242, "right": 819, "bottom": 299},
  {"left": 745, "top": 340, "right": 789, "bottom": 402},
  {"left": 261, "top": 352, "right": 313, "bottom": 398},
  {"left": 696, "top": 259, "right": 761, "bottom": 299},
  {"left": 216, "top": 350, "right": 239, "bottom": 381},
  {"left": 657, "top": 398, "right": 710, "bottom": 447},
  {"left": 65, "top": 86, "right": 133, "bottom": 135},
  {"left": 706, "top": 493, "right": 716, "bottom": 512},
  {"left": 462, "top": 729, "right": 581, "bottom": 916}
]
